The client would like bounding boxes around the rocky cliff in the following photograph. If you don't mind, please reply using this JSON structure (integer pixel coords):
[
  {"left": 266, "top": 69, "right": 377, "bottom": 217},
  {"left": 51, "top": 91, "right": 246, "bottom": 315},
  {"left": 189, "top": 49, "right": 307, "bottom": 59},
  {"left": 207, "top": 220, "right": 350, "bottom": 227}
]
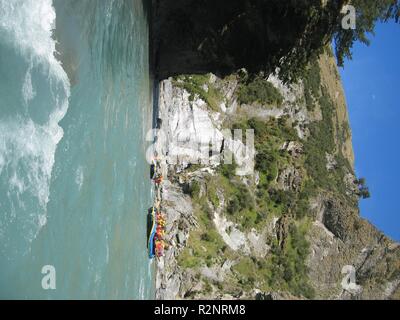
[{"left": 153, "top": 50, "right": 400, "bottom": 300}]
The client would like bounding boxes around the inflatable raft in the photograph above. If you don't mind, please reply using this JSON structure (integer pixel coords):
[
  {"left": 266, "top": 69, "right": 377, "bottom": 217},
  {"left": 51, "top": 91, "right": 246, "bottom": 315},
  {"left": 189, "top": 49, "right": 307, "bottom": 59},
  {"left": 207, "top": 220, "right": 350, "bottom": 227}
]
[{"left": 147, "top": 207, "right": 156, "bottom": 258}]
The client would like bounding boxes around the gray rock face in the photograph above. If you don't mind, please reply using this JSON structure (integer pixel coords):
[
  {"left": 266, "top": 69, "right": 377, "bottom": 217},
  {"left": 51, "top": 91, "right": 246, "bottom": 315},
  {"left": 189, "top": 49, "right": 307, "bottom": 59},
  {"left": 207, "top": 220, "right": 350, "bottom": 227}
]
[
  {"left": 155, "top": 180, "right": 196, "bottom": 300},
  {"left": 158, "top": 79, "right": 224, "bottom": 168},
  {"left": 213, "top": 209, "right": 249, "bottom": 253},
  {"left": 321, "top": 198, "right": 352, "bottom": 241},
  {"left": 326, "top": 153, "right": 338, "bottom": 171},
  {"left": 344, "top": 173, "right": 359, "bottom": 197},
  {"left": 307, "top": 194, "right": 400, "bottom": 299},
  {"left": 158, "top": 78, "right": 254, "bottom": 175},
  {"left": 277, "top": 166, "right": 302, "bottom": 192},
  {"left": 176, "top": 231, "right": 186, "bottom": 245}
]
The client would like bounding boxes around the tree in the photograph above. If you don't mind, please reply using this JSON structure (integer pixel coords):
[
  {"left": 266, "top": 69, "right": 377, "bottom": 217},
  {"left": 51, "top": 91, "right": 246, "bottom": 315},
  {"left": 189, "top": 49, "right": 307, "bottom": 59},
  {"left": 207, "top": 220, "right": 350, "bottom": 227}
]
[
  {"left": 333, "top": 0, "right": 400, "bottom": 66},
  {"left": 355, "top": 177, "right": 366, "bottom": 186},
  {"left": 356, "top": 177, "right": 371, "bottom": 199},
  {"left": 278, "top": 0, "right": 400, "bottom": 81},
  {"left": 359, "top": 187, "right": 371, "bottom": 199}
]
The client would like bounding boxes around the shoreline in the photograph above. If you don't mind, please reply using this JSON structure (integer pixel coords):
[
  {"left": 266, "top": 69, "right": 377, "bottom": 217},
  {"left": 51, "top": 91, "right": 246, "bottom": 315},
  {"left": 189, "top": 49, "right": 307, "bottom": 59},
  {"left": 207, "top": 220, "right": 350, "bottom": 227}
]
[
  {"left": 149, "top": 74, "right": 158, "bottom": 297},
  {"left": 149, "top": 0, "right": 161, "bottom": 296},
  {"left": 149, "top": 76, "right": 168, "bottom": 299},
  {"left": 150, "top": 82, "right": 165, "bottom": 300},
  {"left": 150, "top": 79, "right": 198, "bottom": 299}
]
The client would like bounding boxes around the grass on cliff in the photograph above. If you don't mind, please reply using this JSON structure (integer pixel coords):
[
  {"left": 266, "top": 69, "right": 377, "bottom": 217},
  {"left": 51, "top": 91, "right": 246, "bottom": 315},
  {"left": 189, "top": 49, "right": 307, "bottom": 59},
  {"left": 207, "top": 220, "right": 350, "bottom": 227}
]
[
  {"left": 237, "top": 76, "right": 283, "bottom": 107},
  {"left": 177, "top": 205, "right": 227, "bottom": 269},
  {"left": 267, "top": 220, "right": 315, "bottom": 298},
  {"left": 303, "top": 61, "right": 321, "bottom": 112},
  {"left": 178, "top": 175, "right": 233, "bottom": 269},
  {"left": 173, "top": 74, "right": 223, "bottom": 112},
  {"left": 303, "top": 80, "right": 353, "bottom": 198},
  {"left": 230, "top": 219, "right": 315, "bottom": 298},
  {"left": 226, "top": 116, "right": 316, "bottom": 297},
  {"left": 233, "top": 117, "right": 312, "bottom": 221}
]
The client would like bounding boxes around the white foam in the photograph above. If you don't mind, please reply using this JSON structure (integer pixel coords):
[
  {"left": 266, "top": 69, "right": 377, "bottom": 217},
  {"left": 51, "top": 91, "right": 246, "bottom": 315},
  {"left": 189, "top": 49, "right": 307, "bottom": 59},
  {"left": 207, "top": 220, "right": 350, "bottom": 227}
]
[
  {"left": 22, "top": 67, "right": 36, "bottom": 105},
  {"left": 0, "top": 0, "right": 70, "bottom": 244},
  {"left": 1, "top": 0, "right": 56, "bottom": 64},
  {"left": 0, "top": 118, "right": 60, "bottom": 208},
  {"left": 38, "top": 213, "right": 47, "bottom": 228},
  {"left": 75, "top": 166, "right": 84, "bottom": 191},
  {"left": 0, "top": 0, "right": 70, "bottom": 101}
]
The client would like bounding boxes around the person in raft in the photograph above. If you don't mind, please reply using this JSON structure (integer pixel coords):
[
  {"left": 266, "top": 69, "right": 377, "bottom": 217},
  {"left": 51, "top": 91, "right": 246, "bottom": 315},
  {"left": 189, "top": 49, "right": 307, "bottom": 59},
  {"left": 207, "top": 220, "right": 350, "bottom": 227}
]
[
  {"left": 156, "top": 213, "right": 166, "bottom": 227},
  {"left": 154, "top": 174, "right": 163, "bottom": 184},
  {"left": 155, "top": 239, "right": 164, "bottom": 257},
  {"left": 158, "top": 219, "right": 166, "bottom": 228},
  {"left": 156, "top": 225, "right": 165, "bottom": 238}
]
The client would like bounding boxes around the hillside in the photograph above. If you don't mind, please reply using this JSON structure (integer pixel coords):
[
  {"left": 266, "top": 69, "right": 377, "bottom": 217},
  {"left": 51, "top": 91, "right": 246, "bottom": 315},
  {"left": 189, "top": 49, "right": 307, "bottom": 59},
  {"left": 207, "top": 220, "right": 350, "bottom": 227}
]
[{"left": 153, "top": 50, "right": 400, "bottom": 300}]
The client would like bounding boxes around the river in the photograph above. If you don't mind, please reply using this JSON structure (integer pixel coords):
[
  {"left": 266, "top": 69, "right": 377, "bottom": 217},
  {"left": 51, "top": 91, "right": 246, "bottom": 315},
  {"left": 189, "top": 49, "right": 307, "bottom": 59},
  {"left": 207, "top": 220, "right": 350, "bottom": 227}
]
[{"left": 0, "top": 0, "right": 154, "bottom": 299}]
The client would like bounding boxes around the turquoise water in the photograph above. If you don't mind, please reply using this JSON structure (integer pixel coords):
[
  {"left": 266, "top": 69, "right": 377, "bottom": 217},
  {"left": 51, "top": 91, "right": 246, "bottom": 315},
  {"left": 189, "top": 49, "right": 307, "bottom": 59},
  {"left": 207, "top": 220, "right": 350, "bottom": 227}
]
[{"left": 0, "top": 0, "right": 154, "bottom": 299}]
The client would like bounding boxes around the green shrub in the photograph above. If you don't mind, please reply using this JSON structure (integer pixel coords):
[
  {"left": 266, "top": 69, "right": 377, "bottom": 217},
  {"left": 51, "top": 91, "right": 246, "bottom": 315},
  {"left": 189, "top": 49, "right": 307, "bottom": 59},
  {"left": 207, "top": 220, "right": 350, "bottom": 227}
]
[
  {"left": 227, "top": 194, "right": 252, "bottom": 215},
  {"left": 227, "top": 183, "right": 254, "bottom": 215},
  {"left": 242, "top": 209, "right": 258, "bottom": 229},
  {"left": 237, "top": 77, "right": 283, "bottom": 107},
  {"left": 303, "top": 61, "right": 321, "bottom": 111},
  {"left": 247, "top": 118, "right": 297, "bottom": 146},
  {"left": 201, "top": 233, "right": 211, "bottom": 242},
  {"left": 255, "top": 149, "right": 279, "bottom": 180},
  {"left": 227, "top": 197, "right": 240, "bottom": 215},
  {"left": 187, "top": 180, "right": 200, "bottom": 198},
  {"left": 303, "top": 86, "right": 350, "bottom": 196},
  {"left": 268, "top": 189, "right": 295, "bottom": 209},
  {"left": 268, "top": 222, "right": 315, "bottom": 298},
  {"left": 219, "top": 159, "right": 237, "bottom": 180}
]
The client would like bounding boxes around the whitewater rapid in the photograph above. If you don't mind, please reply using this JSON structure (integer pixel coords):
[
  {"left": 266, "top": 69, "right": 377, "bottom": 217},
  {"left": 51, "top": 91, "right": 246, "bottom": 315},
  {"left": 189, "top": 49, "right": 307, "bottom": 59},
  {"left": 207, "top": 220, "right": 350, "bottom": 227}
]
[{"left": 0, "top": 0, "right": 70, "bottom": 253}]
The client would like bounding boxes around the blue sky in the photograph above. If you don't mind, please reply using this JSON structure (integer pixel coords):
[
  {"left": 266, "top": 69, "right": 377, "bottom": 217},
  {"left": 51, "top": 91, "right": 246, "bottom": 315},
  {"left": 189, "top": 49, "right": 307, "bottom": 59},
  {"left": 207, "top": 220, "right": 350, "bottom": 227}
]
[{"left": 339, "top": 21, "right": 400, "bottom": 241}]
